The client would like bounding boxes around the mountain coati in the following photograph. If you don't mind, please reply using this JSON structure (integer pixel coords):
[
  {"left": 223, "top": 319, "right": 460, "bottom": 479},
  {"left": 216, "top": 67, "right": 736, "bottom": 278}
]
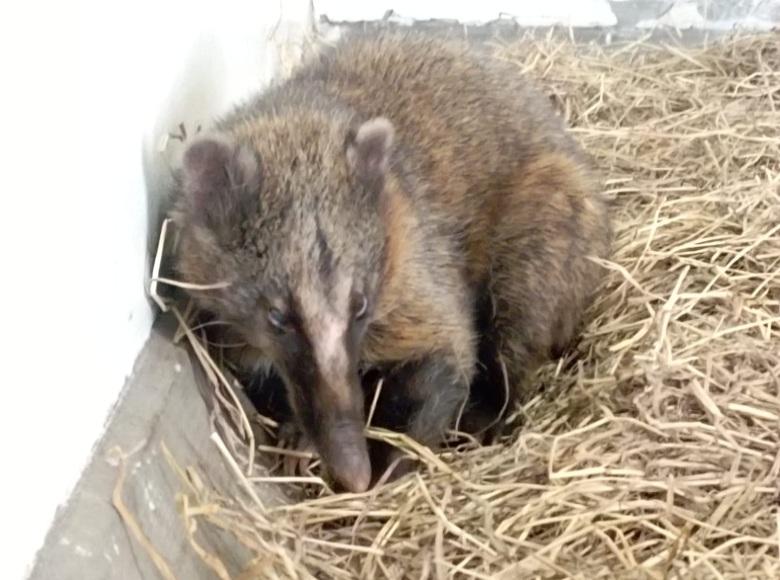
[{"left": 171, "top": 31, "right": 611, "bottom": 493}]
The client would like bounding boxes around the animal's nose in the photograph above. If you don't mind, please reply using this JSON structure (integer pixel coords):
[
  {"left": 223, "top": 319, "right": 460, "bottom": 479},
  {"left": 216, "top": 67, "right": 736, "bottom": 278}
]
[{"left": 320, "top": 420, "right": 371, "bottom": 493}]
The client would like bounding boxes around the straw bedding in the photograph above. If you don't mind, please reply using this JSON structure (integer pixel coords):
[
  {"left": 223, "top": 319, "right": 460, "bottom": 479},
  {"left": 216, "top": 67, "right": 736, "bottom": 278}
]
[{"left": 154, "top": 31, "right": 780, "bottom": 579}]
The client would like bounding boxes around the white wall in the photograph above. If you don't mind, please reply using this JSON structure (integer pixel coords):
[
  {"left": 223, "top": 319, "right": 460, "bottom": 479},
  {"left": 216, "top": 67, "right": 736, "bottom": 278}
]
[{"left": 2, "top": 1, "right": 312, "bottom": 578}]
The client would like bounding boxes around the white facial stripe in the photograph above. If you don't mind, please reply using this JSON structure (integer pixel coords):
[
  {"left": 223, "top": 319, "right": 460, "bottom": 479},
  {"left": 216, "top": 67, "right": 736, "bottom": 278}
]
[
  {"left": 297, "top": 275, "right": 353, "bottom": 402},
  {"left": 314, "top": 313, "right": 348, "bottom": 379}
]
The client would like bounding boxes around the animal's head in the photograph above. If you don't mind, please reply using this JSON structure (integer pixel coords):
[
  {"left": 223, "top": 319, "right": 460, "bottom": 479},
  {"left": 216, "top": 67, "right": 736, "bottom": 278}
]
[{"left": 172, "top": 114, "right": 396, "bottom": 492}]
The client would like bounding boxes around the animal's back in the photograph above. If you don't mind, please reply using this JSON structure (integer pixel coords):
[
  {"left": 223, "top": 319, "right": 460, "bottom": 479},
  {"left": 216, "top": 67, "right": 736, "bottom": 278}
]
[{"left": 283, "top": 32, "right": 595, "bottom": 281}]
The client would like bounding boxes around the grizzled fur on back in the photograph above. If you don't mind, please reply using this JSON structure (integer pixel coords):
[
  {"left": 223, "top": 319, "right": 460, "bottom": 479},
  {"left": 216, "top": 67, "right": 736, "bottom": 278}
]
[{"left": 171, "top": 30, "right": 611, "bottom": 492}]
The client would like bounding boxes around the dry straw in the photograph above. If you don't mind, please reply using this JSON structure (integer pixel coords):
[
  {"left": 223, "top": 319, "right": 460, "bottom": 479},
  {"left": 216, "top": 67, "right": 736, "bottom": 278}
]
[{"left": 151, "top": 30, "right": 780, "bottom": 579}]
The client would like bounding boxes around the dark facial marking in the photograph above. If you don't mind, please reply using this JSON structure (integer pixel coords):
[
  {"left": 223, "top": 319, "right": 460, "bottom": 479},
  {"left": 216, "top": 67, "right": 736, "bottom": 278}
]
[{"left": 315, "top": 218, "right": 335, "bottom": 283}]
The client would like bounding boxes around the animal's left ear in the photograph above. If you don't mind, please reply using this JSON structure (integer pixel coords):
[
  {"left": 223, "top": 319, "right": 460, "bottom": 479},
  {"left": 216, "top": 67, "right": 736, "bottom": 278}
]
[
  {"left": 177, "top": 133, "right": 261, "bottom": 242},
  {"left": 345, "top": 117, "right": 394, "bottom": 186}
]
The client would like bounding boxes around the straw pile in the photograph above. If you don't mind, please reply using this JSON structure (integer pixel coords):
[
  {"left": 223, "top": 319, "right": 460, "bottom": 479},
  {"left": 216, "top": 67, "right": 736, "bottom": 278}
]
[{"left": 156, "top": 31, "right": 780, "bottom": 579}]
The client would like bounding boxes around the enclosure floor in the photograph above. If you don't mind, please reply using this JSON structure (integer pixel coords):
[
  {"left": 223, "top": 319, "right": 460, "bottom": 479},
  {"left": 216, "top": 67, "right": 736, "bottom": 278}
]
[{"left": 28, "top": 315, "right": 256, "bottom": 580}]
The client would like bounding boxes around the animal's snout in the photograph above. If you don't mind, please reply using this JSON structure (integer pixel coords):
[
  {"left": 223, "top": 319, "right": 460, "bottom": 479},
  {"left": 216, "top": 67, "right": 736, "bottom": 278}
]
[{"left": 319, "top": 420, "right": 371, "bottom": 493}]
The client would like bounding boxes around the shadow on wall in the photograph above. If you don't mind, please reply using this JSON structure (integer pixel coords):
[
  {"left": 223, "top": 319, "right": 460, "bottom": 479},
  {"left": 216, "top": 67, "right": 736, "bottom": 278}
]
[{"left": 141, "top": 33, "right": 229, "bottom": 301}]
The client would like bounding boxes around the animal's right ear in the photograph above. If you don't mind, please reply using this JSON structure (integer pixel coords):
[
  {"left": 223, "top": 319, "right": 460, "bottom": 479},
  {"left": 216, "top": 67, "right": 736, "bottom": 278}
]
[
  {"left": 345, "top": 117, "right": 394, "bottom": 188},
  {"left": 179, "top": 134, "right": 261, "bottom": 235}
]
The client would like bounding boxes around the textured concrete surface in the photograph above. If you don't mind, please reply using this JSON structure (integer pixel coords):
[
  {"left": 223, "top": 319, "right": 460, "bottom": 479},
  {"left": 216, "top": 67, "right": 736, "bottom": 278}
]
[
  {"left": 27, "top": 316, "right": 264, "bottom": 580},
  {"left": 318, "top": 0, "right": 780, "bottom": 29}
]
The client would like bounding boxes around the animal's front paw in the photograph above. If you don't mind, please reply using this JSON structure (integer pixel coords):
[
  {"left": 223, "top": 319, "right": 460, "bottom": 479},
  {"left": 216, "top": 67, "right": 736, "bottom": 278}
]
[{"left": 276, "top": 422, "right": 316, "bottom": 477}]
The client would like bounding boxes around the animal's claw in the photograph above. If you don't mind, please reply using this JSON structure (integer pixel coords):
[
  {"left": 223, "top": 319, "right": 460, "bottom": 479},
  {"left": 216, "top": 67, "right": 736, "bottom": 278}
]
[{"left": 277, "top": 422, "right": 316, "bottom": 477}]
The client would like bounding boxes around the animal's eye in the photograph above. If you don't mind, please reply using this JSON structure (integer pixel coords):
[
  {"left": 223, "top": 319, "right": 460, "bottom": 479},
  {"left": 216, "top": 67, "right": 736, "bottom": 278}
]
[
  {"left": 354, "top": 293, "right": 368, "bottom": 320},
  {"left": 268, "top": 308, "right": 289, "bottom": 332}
]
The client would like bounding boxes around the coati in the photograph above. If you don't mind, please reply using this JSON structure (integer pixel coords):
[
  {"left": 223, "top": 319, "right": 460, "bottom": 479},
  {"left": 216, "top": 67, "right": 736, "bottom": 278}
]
[{"left": 171, "top": 31, "right": 611, "bottom": 493}]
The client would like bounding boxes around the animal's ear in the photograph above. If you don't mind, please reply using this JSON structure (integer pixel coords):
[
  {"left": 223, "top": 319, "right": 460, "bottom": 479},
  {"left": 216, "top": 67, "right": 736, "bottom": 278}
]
[
  {"left": 179, "top": 134, "right": 261, "bottom": 235},
  {"left": 345, "top": 117, "right": 394, "bottom": 186}
]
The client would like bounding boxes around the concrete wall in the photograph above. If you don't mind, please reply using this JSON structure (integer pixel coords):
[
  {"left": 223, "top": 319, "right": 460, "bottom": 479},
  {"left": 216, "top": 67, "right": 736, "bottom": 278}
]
[
  {"left": 4, "top": 0, "right": 777, "bottom": 578},
  {"left": 318, "top": 0, "right": 780, "bottom": 29}
]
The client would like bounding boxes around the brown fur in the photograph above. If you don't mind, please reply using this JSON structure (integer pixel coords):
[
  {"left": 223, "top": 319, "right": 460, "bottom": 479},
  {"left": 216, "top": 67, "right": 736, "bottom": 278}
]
[{"left": 171, "top": 31, "right": 611, "bottom": 491}]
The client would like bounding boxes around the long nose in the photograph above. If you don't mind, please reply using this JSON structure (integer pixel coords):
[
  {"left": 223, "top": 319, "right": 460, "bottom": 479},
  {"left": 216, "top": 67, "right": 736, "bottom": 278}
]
[
  {"left": 311, "top": 365, "right": 371, "bottom": 492},
  {"left": 317, "top": 413, "right": 371, "bottom": 493},
  {"left": 304, "top": 309, "right": 371, "bottom": 491}
]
